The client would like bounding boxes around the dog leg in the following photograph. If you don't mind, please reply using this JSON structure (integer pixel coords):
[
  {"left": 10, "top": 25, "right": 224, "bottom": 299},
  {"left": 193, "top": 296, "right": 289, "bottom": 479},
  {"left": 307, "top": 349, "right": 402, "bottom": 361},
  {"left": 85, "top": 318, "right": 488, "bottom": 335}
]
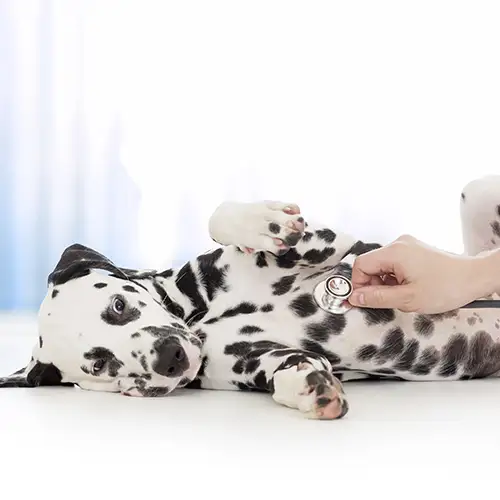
[
  {"left": 227, "top": 343, "right": 348, "bottom": 419},
  {"left": 270, "top": 356, "right": 348, "bottom": 420},
  {"left": 207, "top": 199, "right": 381, "bottom": 270},
  {"left": 208, "top": 200, "right": 307, "bottom": 254}
]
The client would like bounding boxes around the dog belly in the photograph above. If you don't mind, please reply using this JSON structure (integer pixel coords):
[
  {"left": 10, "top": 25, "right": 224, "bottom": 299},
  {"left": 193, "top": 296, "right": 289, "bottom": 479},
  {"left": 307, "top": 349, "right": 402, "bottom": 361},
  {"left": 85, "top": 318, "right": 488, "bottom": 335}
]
[
  {"left": 324, "top": 307, "right": 500, "bottom": 381},
  {"left": 200, "top": 278, "right": 500, "bottom": 385}
]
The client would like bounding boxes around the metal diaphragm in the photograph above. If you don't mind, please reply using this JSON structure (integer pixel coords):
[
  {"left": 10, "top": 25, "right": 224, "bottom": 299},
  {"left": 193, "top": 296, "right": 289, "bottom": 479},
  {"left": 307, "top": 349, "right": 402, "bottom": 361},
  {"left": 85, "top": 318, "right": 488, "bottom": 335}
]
[{"left": 313, "top": 274, "right": 353, "bottom": 314}]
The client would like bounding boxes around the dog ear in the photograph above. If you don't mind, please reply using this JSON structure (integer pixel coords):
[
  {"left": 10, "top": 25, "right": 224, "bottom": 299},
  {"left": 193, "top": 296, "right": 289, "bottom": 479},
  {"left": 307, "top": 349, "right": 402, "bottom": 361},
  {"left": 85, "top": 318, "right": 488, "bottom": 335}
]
[
  {"left": 48, "top": 243, "right": 157, "bottom": 285},
  {"left": 0, "top": 359, "right": 74, "bottom": 388},
  {"left": 47, "top": 243, "right": 127, "bottom": 286}
]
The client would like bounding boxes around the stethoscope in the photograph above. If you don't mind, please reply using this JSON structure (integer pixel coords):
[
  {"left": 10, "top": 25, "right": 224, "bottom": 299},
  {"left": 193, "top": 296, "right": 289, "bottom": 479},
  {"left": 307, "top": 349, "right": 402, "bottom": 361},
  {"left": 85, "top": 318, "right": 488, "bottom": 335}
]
[{"left": 312, "top": 260, "right": 500, "bottom": 314}]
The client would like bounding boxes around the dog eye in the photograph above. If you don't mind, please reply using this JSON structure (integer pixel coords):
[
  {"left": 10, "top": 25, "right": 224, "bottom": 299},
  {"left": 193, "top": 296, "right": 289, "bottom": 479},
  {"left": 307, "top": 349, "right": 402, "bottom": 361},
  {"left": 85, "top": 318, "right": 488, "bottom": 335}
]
[
  {"left": 112, "top": 297, "right": 126, "bottom": 314},
  {"left": 91, "top": 359, "right": 107, "bottom": 375}
]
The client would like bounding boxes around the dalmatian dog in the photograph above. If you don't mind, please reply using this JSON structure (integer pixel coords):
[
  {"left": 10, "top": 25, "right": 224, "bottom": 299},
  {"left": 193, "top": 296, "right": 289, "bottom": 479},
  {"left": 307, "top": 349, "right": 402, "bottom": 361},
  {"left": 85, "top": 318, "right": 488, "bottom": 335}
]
[{"left": 1, "top": 175, "right": 500, "bottom": 420}]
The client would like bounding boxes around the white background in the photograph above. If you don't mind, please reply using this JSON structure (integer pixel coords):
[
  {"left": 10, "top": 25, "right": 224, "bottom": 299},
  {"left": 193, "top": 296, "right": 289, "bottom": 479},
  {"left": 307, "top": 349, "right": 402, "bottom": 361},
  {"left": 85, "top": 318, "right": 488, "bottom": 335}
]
[
  {"left": 3, "top": 0, "right": 500, "bottom": 298},
  {"left": 113, "top": 0, "right": 500, "bottom": 265}
]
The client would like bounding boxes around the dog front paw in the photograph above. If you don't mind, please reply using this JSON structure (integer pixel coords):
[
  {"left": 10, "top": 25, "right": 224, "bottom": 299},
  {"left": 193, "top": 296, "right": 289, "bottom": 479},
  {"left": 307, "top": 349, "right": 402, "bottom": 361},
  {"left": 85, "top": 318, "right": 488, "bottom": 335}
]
[
  {"left": 208, "top": 200, "right": 306, "bottom": 255},
  {"left": 298, "top": 369, "right": 349, "bottom": 420},
  {"left": 272, "top": 362, "right": 349, "bottom": 420}
]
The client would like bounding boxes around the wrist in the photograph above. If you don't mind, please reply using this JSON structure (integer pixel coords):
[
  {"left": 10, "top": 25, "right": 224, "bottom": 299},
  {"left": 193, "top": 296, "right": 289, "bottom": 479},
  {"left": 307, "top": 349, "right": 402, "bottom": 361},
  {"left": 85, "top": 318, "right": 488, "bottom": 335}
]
[{"left": 472, "top": 249, "right": 500, "bottom": 297}]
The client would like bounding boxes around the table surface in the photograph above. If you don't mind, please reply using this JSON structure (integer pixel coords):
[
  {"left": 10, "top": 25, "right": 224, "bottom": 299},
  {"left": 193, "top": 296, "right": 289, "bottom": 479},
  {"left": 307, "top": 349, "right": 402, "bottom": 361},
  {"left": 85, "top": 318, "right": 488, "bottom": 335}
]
[{"left": 1, "top": 313, "right": 499, "bottom": 498}]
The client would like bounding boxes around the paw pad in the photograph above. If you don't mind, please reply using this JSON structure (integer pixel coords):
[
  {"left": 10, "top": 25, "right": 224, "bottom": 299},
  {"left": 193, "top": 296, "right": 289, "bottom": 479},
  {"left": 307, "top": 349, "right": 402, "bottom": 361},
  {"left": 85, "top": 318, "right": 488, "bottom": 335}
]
[{"left": 301, "top": 370, "right": 348, "bottom": 420}]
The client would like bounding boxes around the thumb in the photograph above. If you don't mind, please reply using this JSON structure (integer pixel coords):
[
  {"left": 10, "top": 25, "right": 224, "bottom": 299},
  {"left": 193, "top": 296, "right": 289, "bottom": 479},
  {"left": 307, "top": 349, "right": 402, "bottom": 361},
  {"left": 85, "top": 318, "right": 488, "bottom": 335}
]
[{"left": 349, "top": 284, "right": 415, "bottom": 311}]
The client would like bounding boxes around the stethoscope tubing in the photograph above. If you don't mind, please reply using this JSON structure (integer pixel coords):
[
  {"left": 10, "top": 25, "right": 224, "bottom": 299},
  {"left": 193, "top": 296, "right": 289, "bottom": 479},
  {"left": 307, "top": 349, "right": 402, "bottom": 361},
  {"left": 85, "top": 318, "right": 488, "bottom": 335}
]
[{"left": 460, "top": 300, "right": 500, "bottom": 309}]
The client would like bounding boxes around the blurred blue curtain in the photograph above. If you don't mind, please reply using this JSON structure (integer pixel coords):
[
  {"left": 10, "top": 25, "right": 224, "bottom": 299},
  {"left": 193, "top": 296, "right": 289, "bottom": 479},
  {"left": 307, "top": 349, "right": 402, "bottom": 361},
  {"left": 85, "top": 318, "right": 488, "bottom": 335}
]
[{"left": 0, "top": 1, "right": 141, "bottom": 311}]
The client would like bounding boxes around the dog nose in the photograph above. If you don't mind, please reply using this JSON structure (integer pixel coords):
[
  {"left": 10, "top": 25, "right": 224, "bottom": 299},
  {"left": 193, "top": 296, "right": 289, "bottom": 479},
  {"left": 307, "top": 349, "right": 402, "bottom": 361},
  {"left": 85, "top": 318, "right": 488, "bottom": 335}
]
[{"left": 152, "top": 339, "right": 188, "bottom": 378}]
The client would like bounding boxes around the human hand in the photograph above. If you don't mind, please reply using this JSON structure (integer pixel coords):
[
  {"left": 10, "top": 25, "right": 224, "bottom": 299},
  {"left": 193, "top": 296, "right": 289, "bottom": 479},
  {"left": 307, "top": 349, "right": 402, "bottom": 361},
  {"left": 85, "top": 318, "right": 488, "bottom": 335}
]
[{"left": 348, "top": 235, "right": 497, "bottom": 314}]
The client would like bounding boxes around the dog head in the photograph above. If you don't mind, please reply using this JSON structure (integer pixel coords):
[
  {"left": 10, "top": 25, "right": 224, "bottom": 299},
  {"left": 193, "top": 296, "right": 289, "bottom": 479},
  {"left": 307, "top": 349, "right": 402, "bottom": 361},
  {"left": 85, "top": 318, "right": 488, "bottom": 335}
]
[{"left": 0, "top": 244, "right": 202, "bottom": 396}]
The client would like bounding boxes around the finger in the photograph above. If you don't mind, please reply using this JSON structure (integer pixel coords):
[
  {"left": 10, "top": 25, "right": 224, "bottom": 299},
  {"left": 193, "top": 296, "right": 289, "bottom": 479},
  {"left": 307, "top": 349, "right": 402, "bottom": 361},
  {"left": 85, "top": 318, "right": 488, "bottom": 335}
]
[
  {"left": 352, "top": 275, "right": 385, "bottom": 289},
  {"left": 348, "top": 284, "right": 415, "bottom": 311},
  {"left": 395, "top": 234, "right": 416, "bottom": 244},
  {"left": 381, "top": 274, "right": 399, "bottom": 286},
  {"left": 367, "top": 275, "right": 385, "bottom": 287},
  {"left": 350, "top": 248, "right": 399, "bottom": 288}
]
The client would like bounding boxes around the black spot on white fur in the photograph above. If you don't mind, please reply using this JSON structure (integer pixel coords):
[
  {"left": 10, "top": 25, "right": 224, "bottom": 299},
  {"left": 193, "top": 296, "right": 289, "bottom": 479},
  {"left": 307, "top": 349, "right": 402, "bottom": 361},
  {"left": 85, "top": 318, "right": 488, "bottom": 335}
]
[
  {"left": 275, "top": 248, "right": 302, "bottom": 268},
  {"left": 491, "top": 220, "right": 500, "bottom": 238},
  {"left": 138, "top": 386, "right": 171, "bottom": 397},
  {"left": 315, "top": 229, "right": 336, "bottom": 243},
  {"left": 411, "top": 346, "right": 440, "bottom": 375},
  {"left": 302, "top": 247, "right": 335, "bottom": 265},
  {"left": 348, "top": 241, "right": 382, "bottom": 256},
  {"left": 464, "top": 331, "right": 500, "bottom": 378},
  {"left": 197, "top": 248, "right": 229, "bottom": 301},
  {"left": 123, "top": 285, "right": 139, "bottom": 293},
  {"left": 284, "top": 232, "right": 302, "bottom": 247},
  {"left": 356, "top": 344, "right": 378, "bottom": 362},
  {"left": 375, "top": 327, "right": 405, "bottom": 364},
  {"left": 235, "top": 358, "right": 261, "bottom": 375},
  {"left": 152, "top": 282, "right": 185, "bottom": 319},
  {"left": 175, "top": 262, "right": 208, "bottom": 324},
  {"left": 52, "top": 289, "right": 59, "bottom": 298},
  {"left": 306, "top": 313, "right": 346, "bottom": 342},
  {"left": 256, "top": 252, "right": 268, "bottom": 268},
  {"left": 139, "top": 354, "right": 149, "bottom": 372},
  {"left": 84, "top": 347, "right": 124, "bottom": 377},
  {"left": 94, "top": 283, "right": 107, "bottom": 289},
  {"left": 304, "top": 270, "right": 328, "bottom": 281},
  {"left": 170, "top": 322, "right": 186, "bottom": 331},
  {"left": 300, "top": 339, "right": 341, "bottom": 366},
  {"left": 27, "top": 362, "right": 70, "bottom": 387},
  {"left": 272, "top": 275, "right": 297, "bottom": 295},
  {"left": 222, "top": 302, "right": 258, "bottom": 319},
  {"left": 232, "top": 360, "right": 244, "bottom": 374},
  {"left": 240, "top": 370, "right": 269, "bottom": 392},
  {"left": 360, "top": 307, "right": 396, "bottom": 326},
  {"left": 392, "top": 339, "right": 419, "bottom": 372},
  {"left": 414, "top": 315, "right": 435, "bottom": 337},
  {"left": 240, "top": 325, "right": 264, "bottom": 335},
  {"left": 268, "top": 222, "right": 280, "bottom": 234},
  {"left": 260, "top": 303, "right": 274, "bottom": 313},
  {"left": 289, "top": 294, "right": 318, "bottom": 317},
  {"left": 438, "top": 333, "right": 468, "bottom": 377}
]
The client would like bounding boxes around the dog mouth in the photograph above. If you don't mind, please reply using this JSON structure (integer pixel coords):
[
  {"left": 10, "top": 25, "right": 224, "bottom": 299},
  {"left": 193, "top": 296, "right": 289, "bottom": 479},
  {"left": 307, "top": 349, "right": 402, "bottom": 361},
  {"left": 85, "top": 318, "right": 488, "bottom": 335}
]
[
  {"left": 118, "top": 376, "right": 172, "bottom": 397},
  {"left": 121, "top": 385, "right": 171, "bottom": 397},
  {"left": 117, "top": 356, "right": 202, "bottom": 397}
]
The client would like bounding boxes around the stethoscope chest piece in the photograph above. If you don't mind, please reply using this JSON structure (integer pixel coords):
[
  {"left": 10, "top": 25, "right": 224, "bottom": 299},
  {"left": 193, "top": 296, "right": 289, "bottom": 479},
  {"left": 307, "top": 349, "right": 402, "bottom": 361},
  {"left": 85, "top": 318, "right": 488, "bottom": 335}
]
[{"left": 313, "top": 274, "right": 353, "bottom": 314}]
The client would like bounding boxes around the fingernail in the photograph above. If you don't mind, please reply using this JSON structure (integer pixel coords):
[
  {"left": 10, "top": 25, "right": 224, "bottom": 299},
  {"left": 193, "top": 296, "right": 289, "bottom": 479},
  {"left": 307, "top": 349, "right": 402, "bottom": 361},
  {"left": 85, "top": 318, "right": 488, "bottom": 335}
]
[{"left": 350, "top": 292, "right": 365, "bottom": 305}]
